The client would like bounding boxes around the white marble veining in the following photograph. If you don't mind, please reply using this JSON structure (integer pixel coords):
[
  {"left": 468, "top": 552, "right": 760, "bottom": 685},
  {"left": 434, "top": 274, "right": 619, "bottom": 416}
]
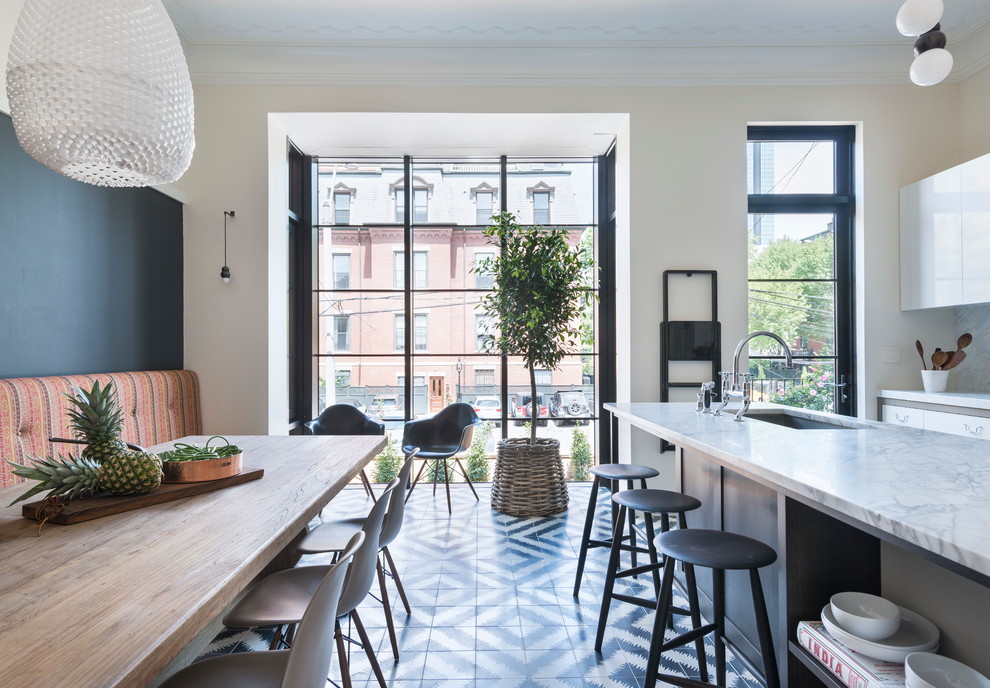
[
  {"left": 877, "top": 389, "right": 990, "bottom": 411},
  {"left": 605, "top": 402, "right": 990, "bottom": 579}
]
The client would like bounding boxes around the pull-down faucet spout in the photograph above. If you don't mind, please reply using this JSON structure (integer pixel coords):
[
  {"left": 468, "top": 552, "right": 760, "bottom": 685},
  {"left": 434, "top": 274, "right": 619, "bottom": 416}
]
[{"left": 714, "top": 331, "right": 794, "bottom": 421}]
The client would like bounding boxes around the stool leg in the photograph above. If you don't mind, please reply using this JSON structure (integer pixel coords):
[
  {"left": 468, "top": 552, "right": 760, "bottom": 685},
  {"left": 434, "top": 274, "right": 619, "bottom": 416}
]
[
  {"left": 750, "top": 568, "right": 780, "bottom": 688},
  {"left": 684, "top": 562, "right": 709, "bottom": 683},
  {"left": 594, "top": 504, "right": 627, "bottom": 653},
  {"left": 643, "top": 507, "right": 660, "bottom": 597},
  {"left": 713, "top": 568, "right": 727, "bottom": 688},
  {"left": 573, "top": 475, "right": 601, "bottom": 597},
  {"left": 626, "top": 479, "right": 638, "bottom": 576},
  {"left": 660, "top": 513, "right": 674, "bottom": 630},
  {"left": 644, "top": 553, "right": 678, "bottom": 687}
]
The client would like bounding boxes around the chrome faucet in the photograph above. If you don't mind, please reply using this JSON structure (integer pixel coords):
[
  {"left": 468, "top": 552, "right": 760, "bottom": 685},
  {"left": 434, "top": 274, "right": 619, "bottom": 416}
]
[{"left": 714, "top": 330, "right": 794, "bottom": 422}]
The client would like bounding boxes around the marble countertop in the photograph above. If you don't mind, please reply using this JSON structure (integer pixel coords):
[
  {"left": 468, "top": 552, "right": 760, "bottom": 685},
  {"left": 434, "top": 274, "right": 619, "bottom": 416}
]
[
  {"left": 604, "top": 402, "right": 990, "bottom": 580},
  {"left": 877, "top": 389, "right": 990, "bottom": 411}
]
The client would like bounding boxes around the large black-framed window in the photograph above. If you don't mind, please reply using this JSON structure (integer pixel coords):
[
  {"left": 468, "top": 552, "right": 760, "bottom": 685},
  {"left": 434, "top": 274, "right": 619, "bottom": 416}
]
[
  {"left": 296, "top": 153, "right": 616, "bottom": 465},
  {"left": 747, "top": 125, "right": 855, "bottom": 416}
]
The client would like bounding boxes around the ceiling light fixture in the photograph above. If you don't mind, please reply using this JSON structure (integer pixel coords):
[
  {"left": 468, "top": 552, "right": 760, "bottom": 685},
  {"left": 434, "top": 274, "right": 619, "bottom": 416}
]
[
  {"left": 5, "top": 0, "right": 195, "bottom": 187},
  {"left": 896, "top": 0, "right": 952, "bottom": 86}
]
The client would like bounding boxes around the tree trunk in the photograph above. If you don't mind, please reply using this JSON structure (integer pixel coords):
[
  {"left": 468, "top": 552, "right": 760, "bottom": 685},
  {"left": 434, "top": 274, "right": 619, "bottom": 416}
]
[{"left": 529, "top": 365, "right": 538, "bottom": 445}]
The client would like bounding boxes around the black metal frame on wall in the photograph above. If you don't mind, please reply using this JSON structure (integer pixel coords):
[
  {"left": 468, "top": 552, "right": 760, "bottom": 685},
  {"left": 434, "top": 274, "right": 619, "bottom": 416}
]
[
  {"left": 0, "top": 113, "right": 183, "bottom": 379},
  {"left": 747, "top": 125, "right": 856, "bottom": 417},
  {"left": 294, "top": 152, "right": 618, "bottom": 461}
]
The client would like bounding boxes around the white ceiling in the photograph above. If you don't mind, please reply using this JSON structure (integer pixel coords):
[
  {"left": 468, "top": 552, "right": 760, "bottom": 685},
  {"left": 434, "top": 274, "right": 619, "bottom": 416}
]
[{"left": 165, "top": 0, "right": 990, "bottom": 86}]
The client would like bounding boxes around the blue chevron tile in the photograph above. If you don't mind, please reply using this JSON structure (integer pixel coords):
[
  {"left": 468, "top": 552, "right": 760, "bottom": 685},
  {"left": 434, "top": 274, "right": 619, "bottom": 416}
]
[
  {"left": 429, "top": 626, "right": 476, "bottom": 652},
  {"left": 422, "top": 650, "right": 478, "bottom": 679},
  {"left": 476, "top": 625, "right": 526, "bottom": 651},
  {"left": 475, "top": 650, "right": 528, "bottom": 680}
]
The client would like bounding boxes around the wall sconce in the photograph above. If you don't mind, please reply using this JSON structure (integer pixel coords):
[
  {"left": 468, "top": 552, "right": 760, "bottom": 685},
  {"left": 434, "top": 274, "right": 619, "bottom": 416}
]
[
  {"left": 221, "top": 210, "right": 234, "bottom": 283},
  {"left": 896, "top": 0, "right": 953, "bottom": 86}
]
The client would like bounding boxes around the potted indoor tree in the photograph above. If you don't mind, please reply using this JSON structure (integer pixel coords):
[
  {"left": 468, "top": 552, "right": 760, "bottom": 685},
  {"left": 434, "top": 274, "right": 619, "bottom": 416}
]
[{"left": 477, "top": 211, "right": 587, "bottom": 516}]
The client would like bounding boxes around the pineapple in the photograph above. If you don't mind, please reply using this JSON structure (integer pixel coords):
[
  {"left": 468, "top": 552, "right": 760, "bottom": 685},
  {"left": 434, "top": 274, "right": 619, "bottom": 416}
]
[
  {"left": 7, "top": 450, "right": 162, "bottom": 505},
  {"left": 65, "top": 380, "right": 127, "bottom": 463}
]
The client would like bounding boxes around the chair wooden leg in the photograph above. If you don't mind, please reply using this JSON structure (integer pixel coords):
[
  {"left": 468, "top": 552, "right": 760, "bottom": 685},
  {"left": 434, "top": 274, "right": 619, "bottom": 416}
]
[
  {"left": 383, "top": 546, "right": 411, "bottom": 615},
  {"left": 442, "top": 459, "right": 452, "bottom": 514},
  {"left": 377, "top": 559, "right": 399, "bottom": 662},
  {"left": 454, "top": 458, "right": 479, "bottom": 500},
  {"left": 352, "top": 610, "right": 388, "bottom": 688},
  {"left": 359, "top": 469, "right": 377, "bottom": 502},
  {"left": 335, "top": 620, "right": 352, "bottom": 688},
  {"left": 405, "top": 457, "right": 430, "bottom": 503}
]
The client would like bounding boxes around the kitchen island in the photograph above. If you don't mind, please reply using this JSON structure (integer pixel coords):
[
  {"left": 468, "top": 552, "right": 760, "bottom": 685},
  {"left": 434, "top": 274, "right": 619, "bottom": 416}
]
[{"left": 604, "top": 402, "right": 990, "bottom": 688}]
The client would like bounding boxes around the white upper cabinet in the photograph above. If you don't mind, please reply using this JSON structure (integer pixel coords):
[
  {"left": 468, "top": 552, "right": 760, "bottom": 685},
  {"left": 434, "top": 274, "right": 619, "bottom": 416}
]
[{"left": 901, "top": 151, "right": 990, "bottom": 310}]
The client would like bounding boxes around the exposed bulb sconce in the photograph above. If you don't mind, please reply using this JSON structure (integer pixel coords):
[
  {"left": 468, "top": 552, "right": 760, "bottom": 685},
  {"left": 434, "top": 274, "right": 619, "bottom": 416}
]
[
  {"left": 896, "top": 0, "right": 952, "bottom": 85},
  {"left": 221, "top": 210, "right": 234, "bottom": 283}
]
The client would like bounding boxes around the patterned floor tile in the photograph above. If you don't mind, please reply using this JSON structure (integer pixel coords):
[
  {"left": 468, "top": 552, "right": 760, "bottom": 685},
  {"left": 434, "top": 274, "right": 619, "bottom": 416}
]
[{"left": 196, "top": 484, "right": 764, "bottom": 688}]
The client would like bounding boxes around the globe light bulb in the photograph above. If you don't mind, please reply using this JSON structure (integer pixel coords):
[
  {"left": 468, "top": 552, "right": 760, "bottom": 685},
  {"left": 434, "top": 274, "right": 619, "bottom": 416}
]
[
  {"left": 221, "top": 265, "right": 231, "bottom": 283},
  {"left": 896, "top": 0, "right": 944, "bottom": 37},
  {"left": 910, "top": 48, "right": 953, "bottom": 86}
]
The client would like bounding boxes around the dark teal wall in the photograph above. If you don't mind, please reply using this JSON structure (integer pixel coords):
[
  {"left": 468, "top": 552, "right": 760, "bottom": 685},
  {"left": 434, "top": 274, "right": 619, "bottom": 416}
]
[{"left": 0, "top": 113, "right": 183, "bottom": 378}]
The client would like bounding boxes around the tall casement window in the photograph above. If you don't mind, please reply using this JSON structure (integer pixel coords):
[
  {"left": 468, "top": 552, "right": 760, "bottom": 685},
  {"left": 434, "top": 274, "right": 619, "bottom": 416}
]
[
  {"left": 309, "top": 155, "right": 612, "bottom": 466},
  {"left": 747, "top": 125, "right": 855, "bottom": 416},
  {"left": 333, "top": 191, "right": 351, "bottom": 224}
]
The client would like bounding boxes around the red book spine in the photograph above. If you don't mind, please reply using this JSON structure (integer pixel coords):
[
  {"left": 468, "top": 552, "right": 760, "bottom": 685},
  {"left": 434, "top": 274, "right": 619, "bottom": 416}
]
[{"left": 798, "top": 624, "right": 869, "bottom": 688}]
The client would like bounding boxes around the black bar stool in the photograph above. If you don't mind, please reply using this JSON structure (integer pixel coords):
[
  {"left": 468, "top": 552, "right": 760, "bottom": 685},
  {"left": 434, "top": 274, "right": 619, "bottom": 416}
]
[
  {"left": 594, "top": 488, "right": 704, "bottom": 659},
  {"left": 573, "top": 463, "right": 660, "bottom": 597},
  {"left": 645, "top": 528, "right": 780, "bottom": 688}
]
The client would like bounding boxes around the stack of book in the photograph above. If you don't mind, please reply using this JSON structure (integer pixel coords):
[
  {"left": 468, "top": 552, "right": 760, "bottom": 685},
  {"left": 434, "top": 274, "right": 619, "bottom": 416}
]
[{"left": 797, "top": 621, "right": 906, "bottom": 688}]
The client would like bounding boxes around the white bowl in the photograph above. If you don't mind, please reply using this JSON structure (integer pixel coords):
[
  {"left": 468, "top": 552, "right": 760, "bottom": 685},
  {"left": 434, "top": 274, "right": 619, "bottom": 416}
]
[
  {"left": 905, "top": 652, "right": 990, "bottom": 688},
  {"left": 830, "top": 592, "right": 901, "bottom": 641},
  {"left": 820, "top": 604, "right": 938, "bottom": 663}
]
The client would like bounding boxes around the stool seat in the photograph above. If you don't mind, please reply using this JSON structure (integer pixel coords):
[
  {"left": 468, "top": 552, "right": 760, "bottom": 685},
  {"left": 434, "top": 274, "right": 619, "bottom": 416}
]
[
  {"left": 612, "top": 488, "right": 701, "bottom": 514},
  {"left": 657, "top": 528, "right": 777, "bottom": 570},
  {"left": 590, "top": 463, "right": 659, "bottom": 481}
]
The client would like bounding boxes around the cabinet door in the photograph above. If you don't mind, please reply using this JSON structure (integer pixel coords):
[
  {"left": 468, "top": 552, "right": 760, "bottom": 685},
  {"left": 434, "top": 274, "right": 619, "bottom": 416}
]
[
  {"left": 961, "top": 154, "right": 990, "bottom": 304},
  {"left": 900, "top": 167, "right": 962, "bottom": 310},
  {"left": 882, "top": 404, "right": 925, "bottom": 428},
  {"left": 924, "top": 409, "right": 990, "bottom": 440}
]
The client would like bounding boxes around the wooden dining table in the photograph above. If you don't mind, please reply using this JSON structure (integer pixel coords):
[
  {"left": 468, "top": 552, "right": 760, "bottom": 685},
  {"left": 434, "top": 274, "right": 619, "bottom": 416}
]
[{"left": 0, "top": 434, "right": 386, "bottom": 688}]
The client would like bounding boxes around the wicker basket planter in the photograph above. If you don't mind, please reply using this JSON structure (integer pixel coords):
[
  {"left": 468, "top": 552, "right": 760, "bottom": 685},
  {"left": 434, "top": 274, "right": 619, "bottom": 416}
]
[{"left": 491, "top": 438, "right": 569, "bottom": 516}]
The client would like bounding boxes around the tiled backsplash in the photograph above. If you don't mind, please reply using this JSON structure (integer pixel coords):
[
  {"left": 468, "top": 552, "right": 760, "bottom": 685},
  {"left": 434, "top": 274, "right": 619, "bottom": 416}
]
[{"left": 956, "top": 303, "right": 990, "bottom": 392}]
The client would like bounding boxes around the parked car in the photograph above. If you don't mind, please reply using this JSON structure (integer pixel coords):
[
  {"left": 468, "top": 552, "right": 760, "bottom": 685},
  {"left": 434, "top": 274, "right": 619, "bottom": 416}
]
[
  {"left": 472, "top": 395, "right": 502, "bottom": 421},
  {"left": 369, "top": 394, "right": 404, "bottom": 420},
  {"left": 549, "top": 390, "right": 590, "bottom": 426},
  {"left": 512, "top": 392, "right": 548, "bottom": 426},
  {"left": 333, "top": 396, "right": 367, "bottom": 415}
]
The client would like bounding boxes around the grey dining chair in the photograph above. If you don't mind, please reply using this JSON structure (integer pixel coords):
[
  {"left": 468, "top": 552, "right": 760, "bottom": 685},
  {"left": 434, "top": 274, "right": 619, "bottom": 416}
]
[
  {"left": 305, "top": 403, "right": 386, "bottom": 501},
  {"left": 402, "top": 402, "right": 481, "bottom": 514},
  {"left": 222, "top": 480, "right": 398, "bottom": 688},
  {"left": 297, "top": 449, "right": 418, "bottom": 662},
  {"left": 157, "top": 531, "right": 362, "bottom": 688}
]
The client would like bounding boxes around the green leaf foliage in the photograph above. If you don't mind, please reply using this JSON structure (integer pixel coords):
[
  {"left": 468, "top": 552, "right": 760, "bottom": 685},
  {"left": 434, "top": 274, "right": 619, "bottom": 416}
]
[
  {"left": 465, "top": 421, "right": 495, "bottom": 482},
  {"left": 569, "top": 428, "right": 592, "bottom": 481},
  {"left": 372, "top": 438, "right": 403, "bottom": 483}
]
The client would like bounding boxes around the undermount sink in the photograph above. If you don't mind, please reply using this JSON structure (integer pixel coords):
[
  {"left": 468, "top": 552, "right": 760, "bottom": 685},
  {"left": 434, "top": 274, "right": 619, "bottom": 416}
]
[{"left": 746, "top": 410, "right": 867, "bottom": 430}]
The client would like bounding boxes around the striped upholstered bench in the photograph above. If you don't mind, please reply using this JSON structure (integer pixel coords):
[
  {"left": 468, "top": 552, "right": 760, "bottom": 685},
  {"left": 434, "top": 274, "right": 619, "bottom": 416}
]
[{"left": 0, "top": 370, "right": 202, "bottom": 489}]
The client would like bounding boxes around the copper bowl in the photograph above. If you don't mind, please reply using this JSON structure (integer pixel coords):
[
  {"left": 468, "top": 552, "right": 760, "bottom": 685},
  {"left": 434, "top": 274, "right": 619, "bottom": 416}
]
[{"left": 161, "top": 453, "right": 243, "bottom": 483}]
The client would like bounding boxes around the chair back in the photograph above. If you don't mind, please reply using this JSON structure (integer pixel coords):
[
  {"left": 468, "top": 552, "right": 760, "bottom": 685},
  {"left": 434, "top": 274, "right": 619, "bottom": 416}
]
[
  {"left": 401, "top": 402, "right": 480, "bottom": 457},
  {"left": 280, "top": 531, "right": 363, "bottom": 688},
  {"left": 305, "top": 404, "right": 385, "bottom": 436},
  {"left": 337, "top": 479, "right": 398, "bottom": 615},
  {"left": 379, "top": 449, "right": 418, "bottom": 548}
]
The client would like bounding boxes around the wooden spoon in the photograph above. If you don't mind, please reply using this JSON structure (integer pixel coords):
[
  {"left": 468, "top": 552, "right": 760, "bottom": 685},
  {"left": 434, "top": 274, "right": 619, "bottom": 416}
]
[
  {"left": 916, "top": 340, "right": 926, "bottom": 370},
  {"left": 932, "top": 350, "right": 949, "bottom": 370},
  {"left": 957, "top": 332, "right": 973, "bottom": 351},
  {"left": 942, "top": 349, "right": 966, "bottom": 371}
]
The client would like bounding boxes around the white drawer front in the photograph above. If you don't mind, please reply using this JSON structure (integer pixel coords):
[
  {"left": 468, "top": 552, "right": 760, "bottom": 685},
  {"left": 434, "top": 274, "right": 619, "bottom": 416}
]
[
  {"left": 924, "top": 409, "right": 990, "bottom": 440},
  {"left": 882, "top": 404, "right": 925, "bottom": 428}
]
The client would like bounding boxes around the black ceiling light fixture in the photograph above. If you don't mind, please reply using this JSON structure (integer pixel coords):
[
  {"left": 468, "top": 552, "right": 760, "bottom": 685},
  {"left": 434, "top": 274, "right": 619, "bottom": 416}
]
[
  {"left": 896, "top": 0, "right": 953, "bottom": 86},
  {"left": 221, "top": 210, "right": 234, "bottom": 283}
]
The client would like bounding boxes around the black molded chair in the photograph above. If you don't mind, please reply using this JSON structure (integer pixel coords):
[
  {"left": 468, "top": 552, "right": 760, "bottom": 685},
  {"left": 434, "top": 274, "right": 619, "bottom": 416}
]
[
  {"left": 402, "top": 402, "right": 480, "bottom": 514},
  {"left": 305, "top": 403, "right": 385, "bottom": 501}
]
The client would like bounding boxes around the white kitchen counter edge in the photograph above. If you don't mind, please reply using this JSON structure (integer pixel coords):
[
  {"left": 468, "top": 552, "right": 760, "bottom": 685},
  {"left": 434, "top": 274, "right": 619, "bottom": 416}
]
[
  {"left": 605, "top": 401, "right": 990, "bottom": 580},
  {"left": 877, "top": 389, "right": 990, "bottom": 410}
]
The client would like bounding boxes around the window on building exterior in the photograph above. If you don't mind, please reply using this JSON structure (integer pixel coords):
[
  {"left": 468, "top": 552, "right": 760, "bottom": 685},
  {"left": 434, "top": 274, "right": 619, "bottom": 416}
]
[
  {"left": 394, "top": 314, "right": 405, "bottom": 351},
  {"left": 533, "top": 191, "right": 550, "bottom": 224},
  {"left": 332, "top": 315, "right": 350, "bottom": 352},
  {"left": 475, "top": 252, "right": 494, "bottom": 289},
  {"left": 534, "top": 368, "right": 552, "bottom": 386},
  {"left": 334, "top": 192, "right": 350, "bottom": 224},
  {"left": 414, "top": 313, "right": 428, "bottom": 351},
  {"left": 747, "top": 125, "right": 855, "bottom": 416},
  {"left": 475, "top": 368, "right": 495, "bottom": 386},
  {"left": 332, "top": 254, "right": 350, "bottom": 290},
  {"left": 394, "top": 251, "right": 427, "bottom": 289},
  {"left": 476, "top": 191, "right": 493, "bottom": 225},
  {"left": 475, "top": 313, "right": 495, "bottom": 351},
  {"left": 397, "top": 188, "right": 429, "bottom": 223}
]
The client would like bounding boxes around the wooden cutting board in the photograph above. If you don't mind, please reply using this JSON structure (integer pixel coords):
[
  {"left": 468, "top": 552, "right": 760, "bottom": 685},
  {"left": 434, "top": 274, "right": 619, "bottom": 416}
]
[{"left": 19, "top": 467, "right": 264, "bottom": 525}]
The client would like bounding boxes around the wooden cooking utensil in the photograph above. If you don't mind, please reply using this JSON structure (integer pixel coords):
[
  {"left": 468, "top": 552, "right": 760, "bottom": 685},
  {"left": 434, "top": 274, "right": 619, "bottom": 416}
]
[
  {"left": 942, "top": 349, "right": 966, "bottom": 371},
  {"left": 916, "top": 340, "right": 926, "bottom": 370},
  {"left": 932, "top": 350, "right": 949, "bottom": 370},
  {"left": 957, "top": 332, "right": 973, "bottom": 350}
]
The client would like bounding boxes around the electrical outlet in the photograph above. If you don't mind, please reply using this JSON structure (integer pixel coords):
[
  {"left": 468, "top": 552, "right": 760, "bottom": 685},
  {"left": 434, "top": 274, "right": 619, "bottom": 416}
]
[{"left": 882, "top": 345, "right": 901, "bottom": 364}]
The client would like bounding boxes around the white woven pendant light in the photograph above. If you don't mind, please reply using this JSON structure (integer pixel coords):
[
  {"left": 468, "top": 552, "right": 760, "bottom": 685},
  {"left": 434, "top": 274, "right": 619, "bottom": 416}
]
[{"left": 5, "top": 0, "right": 195, "bottom": 187}]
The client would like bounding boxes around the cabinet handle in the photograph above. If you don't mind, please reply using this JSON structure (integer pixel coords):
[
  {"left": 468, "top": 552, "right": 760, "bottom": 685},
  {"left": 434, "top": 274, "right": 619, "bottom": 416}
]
[
  {"left": 894, "top": 413, "right": 910, "bottom": 423},
  {"left": 963, "top": 424, "right": 984, "bottom": 435}
]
